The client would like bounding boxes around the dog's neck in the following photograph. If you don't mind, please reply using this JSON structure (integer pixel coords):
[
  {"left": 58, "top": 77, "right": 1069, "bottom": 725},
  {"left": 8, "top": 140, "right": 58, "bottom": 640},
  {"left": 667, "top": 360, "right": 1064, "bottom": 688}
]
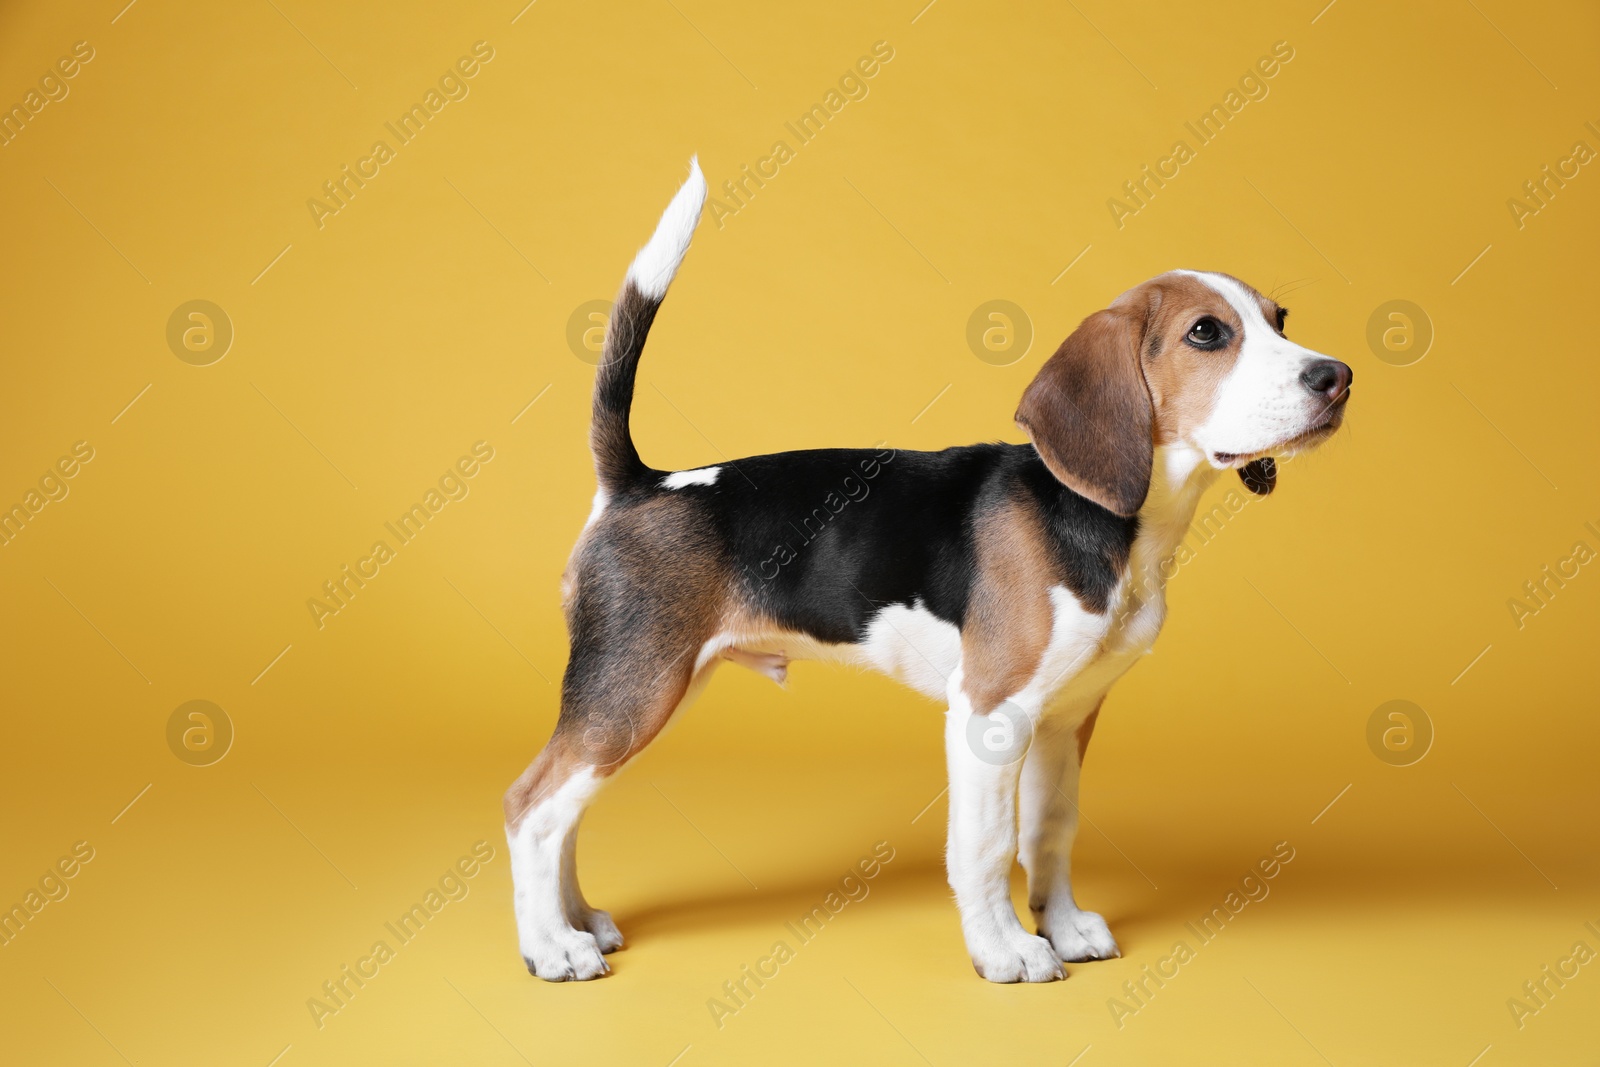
[{"left": 1126, "top": 444, "right": 1223, "bottom": 605}]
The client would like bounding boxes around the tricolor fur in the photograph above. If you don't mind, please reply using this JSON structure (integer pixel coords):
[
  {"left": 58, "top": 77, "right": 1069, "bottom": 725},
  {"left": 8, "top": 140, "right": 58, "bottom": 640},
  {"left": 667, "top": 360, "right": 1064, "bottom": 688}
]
[{"left": 504, "top": 159, "right": 1352, "bottom": 982}]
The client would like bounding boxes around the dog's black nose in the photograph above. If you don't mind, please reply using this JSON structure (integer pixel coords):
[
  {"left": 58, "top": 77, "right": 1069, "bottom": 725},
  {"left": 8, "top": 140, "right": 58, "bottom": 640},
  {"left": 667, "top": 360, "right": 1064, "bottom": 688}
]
[{"left": 1300, "top": 360, "right": 1352, "bottom": 402}]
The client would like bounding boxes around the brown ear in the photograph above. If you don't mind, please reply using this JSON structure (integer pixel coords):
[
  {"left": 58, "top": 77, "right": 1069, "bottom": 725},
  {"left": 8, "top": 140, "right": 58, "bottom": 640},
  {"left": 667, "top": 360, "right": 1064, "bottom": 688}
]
[{"left": 1015, "top": 305, "right": 1153, "bottom": 517}]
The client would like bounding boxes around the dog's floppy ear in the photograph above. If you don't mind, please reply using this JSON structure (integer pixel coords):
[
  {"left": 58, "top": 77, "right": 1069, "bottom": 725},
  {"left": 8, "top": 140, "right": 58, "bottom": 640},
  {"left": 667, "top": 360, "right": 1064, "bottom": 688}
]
[{"left": 1015, "top": 301, "right": 1154, "bottom": 517}]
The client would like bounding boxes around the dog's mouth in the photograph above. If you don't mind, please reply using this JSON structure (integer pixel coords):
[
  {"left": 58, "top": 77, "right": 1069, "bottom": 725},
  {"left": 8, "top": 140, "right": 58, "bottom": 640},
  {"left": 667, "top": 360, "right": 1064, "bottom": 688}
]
[
  {"left": 1215, "top": 409, "right": 1345, "bottom": 497},
  {"left": 1213, "top": 408, "right": 1344, "bottom": 468}
]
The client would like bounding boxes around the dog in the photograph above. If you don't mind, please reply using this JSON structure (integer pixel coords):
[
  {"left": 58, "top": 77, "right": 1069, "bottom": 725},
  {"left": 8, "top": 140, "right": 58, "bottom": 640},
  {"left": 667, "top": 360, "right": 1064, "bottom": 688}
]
[{"left": 504, "top": 159, "right": 1351, "bottom": 983}]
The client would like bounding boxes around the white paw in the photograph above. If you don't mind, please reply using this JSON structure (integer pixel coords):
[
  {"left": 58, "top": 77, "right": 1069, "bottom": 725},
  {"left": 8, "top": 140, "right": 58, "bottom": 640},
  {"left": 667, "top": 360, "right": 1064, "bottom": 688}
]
[
  {"left": 522, "top": 926, "right": 610, "bottom": 981},
  {"left": 1040, "top": 908, "right": 1120, "bottom": 963},
  {"left": 583, "top": 908, "right": 624, "bottom": 954},
  {"left": 969, "top": 929, "right": 1066, "bottom": 983}
]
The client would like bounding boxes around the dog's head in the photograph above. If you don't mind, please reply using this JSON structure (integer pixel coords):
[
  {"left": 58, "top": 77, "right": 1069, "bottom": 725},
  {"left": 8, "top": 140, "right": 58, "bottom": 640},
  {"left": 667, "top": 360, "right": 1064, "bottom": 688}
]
[{"left": 1015, "top": 270, "right": 1351, "bottom": 516}]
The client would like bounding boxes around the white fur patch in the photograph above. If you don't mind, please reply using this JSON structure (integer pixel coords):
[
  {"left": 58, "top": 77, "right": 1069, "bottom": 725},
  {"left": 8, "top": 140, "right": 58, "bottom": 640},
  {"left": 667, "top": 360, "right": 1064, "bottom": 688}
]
[
  {"left": 661, "top": 466, "right": 721, "bottom": 489},
  {"left": 626, "top": 158, "right": 707, "bottom": 300},
  {"left": 856, "top": 600, "right": 962, "bottom": 699},
  {"left": 581, "top": 487, "right": 609, "bottom": 534},
  {"left": 506, "top": 768, "right": 610, "bottom": 980}
]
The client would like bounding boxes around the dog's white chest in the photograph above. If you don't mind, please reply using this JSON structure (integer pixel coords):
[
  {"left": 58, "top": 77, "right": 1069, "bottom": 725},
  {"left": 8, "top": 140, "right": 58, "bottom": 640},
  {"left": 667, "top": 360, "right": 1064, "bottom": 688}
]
[{"left": 1029, "top": 580, "right": 1166, "bottom": 707}]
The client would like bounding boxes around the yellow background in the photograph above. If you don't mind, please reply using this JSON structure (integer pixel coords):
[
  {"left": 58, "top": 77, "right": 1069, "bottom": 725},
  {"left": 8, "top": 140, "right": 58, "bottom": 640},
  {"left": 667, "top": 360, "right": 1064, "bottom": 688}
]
[{"left": 2, "top": 1, "right": 1597, "bottom": 1063}]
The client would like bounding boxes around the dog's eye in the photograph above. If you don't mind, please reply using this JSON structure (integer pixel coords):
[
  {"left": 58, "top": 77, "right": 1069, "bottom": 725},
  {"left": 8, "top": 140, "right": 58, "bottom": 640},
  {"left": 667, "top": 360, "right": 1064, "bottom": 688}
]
[
  {"left": 1275, "top": 307, "right": 1288, "bottom": 333},
  {"left": 1186, "top": 317, "right": 1227, "bottom": 348}
]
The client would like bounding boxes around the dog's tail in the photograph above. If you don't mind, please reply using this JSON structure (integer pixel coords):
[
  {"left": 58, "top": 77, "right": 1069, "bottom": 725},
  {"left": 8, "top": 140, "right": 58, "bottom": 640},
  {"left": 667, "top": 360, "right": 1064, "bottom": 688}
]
[{"left": 591, "top": 157, "right": 707, "bottom": 491}]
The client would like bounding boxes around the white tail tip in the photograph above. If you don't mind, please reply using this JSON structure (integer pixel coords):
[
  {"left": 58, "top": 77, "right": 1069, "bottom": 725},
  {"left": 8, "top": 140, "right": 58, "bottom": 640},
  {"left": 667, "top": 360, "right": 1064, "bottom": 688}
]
[{"left": 625, "top": 157, "right": 707, "bottom": 300}]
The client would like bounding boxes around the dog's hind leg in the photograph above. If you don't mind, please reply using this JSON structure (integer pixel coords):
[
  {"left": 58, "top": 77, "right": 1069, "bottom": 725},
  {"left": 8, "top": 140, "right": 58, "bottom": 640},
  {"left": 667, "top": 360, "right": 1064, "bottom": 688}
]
[
  {"left": 558, "top": 821, "right": 622, "bottom": 953},
  {"left": 503, "top": 610, "right": 711, "bottom": 981},
  {"left": 504, "top": 733, "right": 610, "bottom": 981}
]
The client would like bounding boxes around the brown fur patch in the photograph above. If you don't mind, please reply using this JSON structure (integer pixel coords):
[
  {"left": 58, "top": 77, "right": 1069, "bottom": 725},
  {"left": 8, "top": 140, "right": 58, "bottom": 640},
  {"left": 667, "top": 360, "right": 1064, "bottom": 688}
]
[
  {"left": 1134, "top": 273, "right": 1245, "bottom": 447},
  {"left": 508, "top": 493, "right": 736, "bottom": 831},
  {"left": 505, "top": 733, "right": 584, "bottom": 831},
  {"left": 1015, "top": 301, "right": 1154, "bottom": 517},
  {"left": 960, "top": 500, "right": 1060, "bottom": 715}
]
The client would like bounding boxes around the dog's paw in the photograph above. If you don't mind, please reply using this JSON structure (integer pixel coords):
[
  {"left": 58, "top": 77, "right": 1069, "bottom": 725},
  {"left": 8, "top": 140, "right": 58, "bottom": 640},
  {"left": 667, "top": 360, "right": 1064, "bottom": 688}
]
[
  {"left": 970, "top": 931, "right": 1066, "bottom": 983},
  {"left": 583, "top": 909, "right": 624, "bottom": 954},
  {"left": 1040, "top": 908, "right": 1120, "bottom": 963},
  {"left": 522, "top": 927, "right": 610, "bottom": 981}
]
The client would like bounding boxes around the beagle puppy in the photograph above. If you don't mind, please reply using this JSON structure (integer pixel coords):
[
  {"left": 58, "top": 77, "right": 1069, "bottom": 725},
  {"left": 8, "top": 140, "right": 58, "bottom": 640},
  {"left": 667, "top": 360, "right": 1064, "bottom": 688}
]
[{"left": 504, "top": 160, "right": 1351, "bottom": 983}]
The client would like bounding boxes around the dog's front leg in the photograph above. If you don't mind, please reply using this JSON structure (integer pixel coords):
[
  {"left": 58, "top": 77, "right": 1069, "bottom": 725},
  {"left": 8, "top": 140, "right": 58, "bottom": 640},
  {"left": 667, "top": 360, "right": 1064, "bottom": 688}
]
[
  {"left": 1018, "top": 700, "right": 1120, "bottom": 963},
  {"left": 944, "top": 675, "right": 1064, "bottom": 983}
]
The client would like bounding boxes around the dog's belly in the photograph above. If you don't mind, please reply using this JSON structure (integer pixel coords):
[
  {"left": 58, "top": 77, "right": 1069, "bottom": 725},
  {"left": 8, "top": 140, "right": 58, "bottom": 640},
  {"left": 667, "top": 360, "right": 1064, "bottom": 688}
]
[
  {"left": 714, "top": 590, "right": 1154, "bottom": 708},
  {"left": 705, "top": 601, "right": 961, "bottom": 701}
]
